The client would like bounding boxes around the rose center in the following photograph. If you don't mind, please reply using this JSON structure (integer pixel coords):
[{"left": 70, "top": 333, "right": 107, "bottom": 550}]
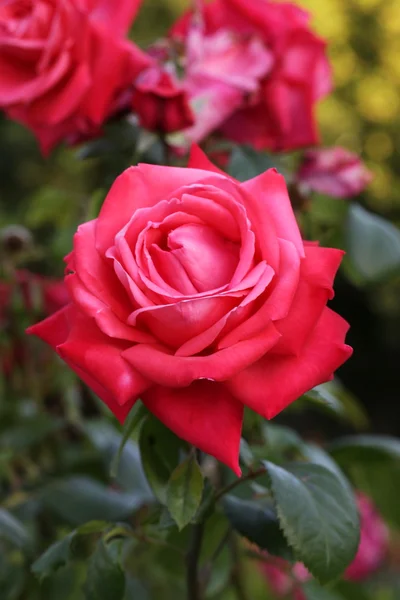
[{"left": 163, "top": 223, "right": 240, "bottom": 292}]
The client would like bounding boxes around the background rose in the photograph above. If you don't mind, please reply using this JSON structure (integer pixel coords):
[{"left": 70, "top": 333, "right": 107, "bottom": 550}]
[
  {"left": 131, "top": 65, "right": 194, "bottom": 134},
  {"left": 297, "top": 147, "right": 373, "bottom": 198},
  {"left": 0, "top": 0, "right": 150, "bottom": 153},
  {"left": 171, "top": 0, "right": 331, "bottom": 151},
  {"left": 29, "top": 146, "right": 352, "bottom": 474}
]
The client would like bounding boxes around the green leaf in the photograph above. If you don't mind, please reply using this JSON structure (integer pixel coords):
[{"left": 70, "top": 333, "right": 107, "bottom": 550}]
[
  {"left": 110, "top": 402, "right": 148, "bottom": 478},
  {"left": 346, "top": 204, "right": 400, "bottom": 282},
  {"left": 228, "top": 146, "right": 277, "bottom": 181},
  {"left": 263, "top": 461, "right": 359, "bottom": 583},
  {"left": 223, "top": 495, "right": 293, "bottom": 560},
  {"left": 139, "top": 415, "right": 184, "bottom": 504},
  {"left": 42, "top": 476, "right": 140, "bottom": 525},
  {"left": 86, "top": 419, "right": 153, "bottom": 499},
  {"left": 0, "top": 415, "right": 63, "bottom": 450},
  {"left": 32, "top": 533, "right": 76, "bottom": 580},
  {"left": 302, "top": 381, "right": 369, "bottom": 429},
  {"left": 329, "top": 436, "right": 400, "bottom": 528},
  {"left": 300, "top": 444, "right": 351, "bottom": 491},
  {"left": 0, "top": 508, "right": 31, "bottom": 551},
  {"left": 83, "top": 539, "right": 125, "bottom": 600},
  {"left": 166, "top": 454, "right": 204, "bottom": 530},
  {"left": 302, "top": 580, "right": 345, "bottom": 600},
  {"left": 329, "top": 434, "right": 400, "bottom": 463}
]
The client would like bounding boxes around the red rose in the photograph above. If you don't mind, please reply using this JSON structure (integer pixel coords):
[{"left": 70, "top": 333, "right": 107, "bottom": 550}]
[
  {"left": 297, "top": 147, "right": 373, "bottom": 198},
  {"left": 171, "top": 0, "right": 332, "bottom": 151},
  {"left": 29, "top": 146, "right": 352, "bottom": 474},
  {"left": 0, "top": 0, "right": 150, "bottom": 154},
  {"left": 132, "top": 66, "right": 194, "bottom": 134}
]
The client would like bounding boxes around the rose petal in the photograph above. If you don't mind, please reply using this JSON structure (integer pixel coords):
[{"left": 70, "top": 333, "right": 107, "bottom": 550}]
[
  {"left": 57, "top": 308, "right": 150, "bottom": 406},
  {"left": 87, "top": 0, "right": 143, "bottom": 36},
  {"left": 241, "top": 168, "right": 304, "bottom": 257},
  {"left": 226, "top": 307, "right": 353, "bottom": 419},
  {"left": 272, "top": 246, "right": 344, "bottom": 355},
  {"left": 27, "top": 305, "right": 137, "bottom": 423},
  {"left": 142, "top": 381, "right": 243, "bottom": 475},
  {"left": 95, "top": 165, "right": 223, "bottom": 255},
  {"left": 122, "top": 320, "right": 281, "bottom": 386}
]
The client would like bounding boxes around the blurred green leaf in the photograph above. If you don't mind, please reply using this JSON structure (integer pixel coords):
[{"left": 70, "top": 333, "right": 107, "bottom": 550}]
[
  {"left": 0, "top": 415, "right": 63, "bottom": 451},
  {"left": 166, "top": 454, "right": 204, "bottom": 530},
  {"left": 330, "top": 437, "right": 400, "bottom": 528},
  {"left": 32, "top": 532, "right": 76, "bottom": 581},
  {"left": 86, "top": 420, "right": 153, "bottom": 499},
  {"left": 302, "top": 580, "right": 345, "bottom": 600},
  {"left": 110, "top": 402, "right": 149, "bottom": 479},
  {"left": 223, "top": 495, "right": 293, "bottom": 560},
  {"left": 0, "top": 508, "right": 32, "bottom": 551},
  {"left": 83, "top": 539, "right": 125, "bottom": 600},
  {"left": 302, "top": 381, "right": 369, "bottom": 429},
  {"left": 41, "top": 476, "right": 141, "bottom": 525},
  {"left": 329, "top": 435, "right": 400, "bottom": 463},
  {"left": 346, "top": 204, "right": 400, "bottom": 282},
  {"left": 228, "top": 146, "right": 277, "bottom": 181},
  {"left": 263, "top": 461, "right": 359, "bottom": 584},
  {"left": 139, "top": 415, "right": 184, "bottom": 504}
]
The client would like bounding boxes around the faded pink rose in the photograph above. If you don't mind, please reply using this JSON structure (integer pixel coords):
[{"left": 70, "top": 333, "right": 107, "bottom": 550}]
[
  {"left": 345, "top": 493, "right": 389, "bottom": 581},
  {"left": 171, "top": 0, "right": 331, "bottom": 151},
  {"left": 297, "top": 147, "right": 373, "bottom": 198},
  {"left": 0, "top": 0, "right": 150, "bottom": 153},
  {"left": 179, "top": 20, "right": 273, "bottom": 145}
]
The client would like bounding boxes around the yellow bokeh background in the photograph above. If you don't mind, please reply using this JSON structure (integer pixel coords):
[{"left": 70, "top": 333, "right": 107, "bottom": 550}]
[{"left": 150, "top": 0, "right": 400, "bottom": 217}]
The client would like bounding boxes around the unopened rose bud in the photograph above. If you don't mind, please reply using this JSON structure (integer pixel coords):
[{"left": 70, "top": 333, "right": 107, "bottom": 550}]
[{"left": 0, "top": 225, "right": 33, "bottom": 256}]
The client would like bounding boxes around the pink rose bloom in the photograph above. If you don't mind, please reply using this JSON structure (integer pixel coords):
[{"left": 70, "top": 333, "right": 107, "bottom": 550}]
[
  {"left": 297, "top": 147, "right": 373, "bottom": 198},
  {"left": 0, "top": 0, "right": 150, "bottom": 153},
  {"left": 28, "top": 146, "right": 351, "bottom": 475},
  {"left": 261, "top": 493, "right": 389, "bottom": 597},
  {"left": 171, "top": 0, "right": 331, "bottom": 151}
]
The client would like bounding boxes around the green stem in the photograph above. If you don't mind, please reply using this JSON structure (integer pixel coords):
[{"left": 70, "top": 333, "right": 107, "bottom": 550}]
[
  {"left": 214, "top": 467, "right": 267, "bottom": 503},
  {"left": 186, "top": 522, "right": 205, "bottom": 600},
  {"left": 230, "top": 534, "right": 250, "bottom": 600}
]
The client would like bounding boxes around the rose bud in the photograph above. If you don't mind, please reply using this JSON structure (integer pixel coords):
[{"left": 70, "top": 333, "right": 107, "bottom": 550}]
[
  {"left": 132, "top": 66, "right": 194, "bottom": 134},
  {"left": 297, "top": 147, "right": 373, "bottom": 198},
  {"left": 0, "top": 0, "right": 150, "bottom": 154},
  {"left": 28, "top": 146, "right": 352, "bottom": 475},
  {"left": 171, "top": 0, "right": 332, "bottom": 151}
]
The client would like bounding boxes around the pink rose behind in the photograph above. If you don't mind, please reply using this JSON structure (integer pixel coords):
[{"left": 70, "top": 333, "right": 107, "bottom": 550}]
[
  {"left": 297, "top": 147, "right": 373, "bottom": 198},
  {"left": 171, "top": 0, "right": 332, "bottom": 151}
]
